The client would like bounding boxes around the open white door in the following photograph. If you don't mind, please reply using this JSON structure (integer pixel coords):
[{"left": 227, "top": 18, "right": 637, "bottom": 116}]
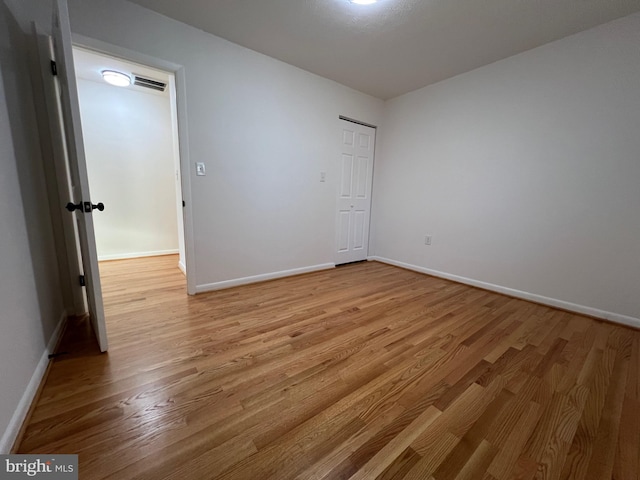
[{"left": 52, "top": 0, "right": 108, "bottom": 352}]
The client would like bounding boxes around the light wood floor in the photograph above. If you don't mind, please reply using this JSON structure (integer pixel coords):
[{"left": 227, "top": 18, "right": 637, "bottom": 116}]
[{"left": 17, "top": 255, "right": 639, "bottom": 479}]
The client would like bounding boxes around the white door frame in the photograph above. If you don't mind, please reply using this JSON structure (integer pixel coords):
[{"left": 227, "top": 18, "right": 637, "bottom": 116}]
[{"left": 71, "top": 34, "right": 197, "bottom": 295}]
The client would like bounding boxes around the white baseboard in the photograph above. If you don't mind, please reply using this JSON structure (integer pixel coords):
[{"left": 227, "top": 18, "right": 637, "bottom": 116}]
[
  {"left": 368, "top": 256, "right": 640, "bottom": 330},
  {"left": 0, "top": 311, "right": 67, "bottom": 454},
  {"left": 178, "top": 260, "right": 186, "bottom": 276},
  {"left": 196, "top": 263, "right": 335, "bottom": 293},
  {"left": 98, "top": 249, "right": 179, "bottom": 262}
]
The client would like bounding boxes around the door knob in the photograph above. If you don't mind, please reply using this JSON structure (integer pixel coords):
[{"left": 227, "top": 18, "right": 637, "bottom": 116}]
[
  {"left": 65, "top": 201, "right": 82, "bottom": 212},
  {"left": 84, "top": 202, "right": 105, "bottom": 213},
  {"left": 65, "top": 201, "right": 105, "bottom": 213}
]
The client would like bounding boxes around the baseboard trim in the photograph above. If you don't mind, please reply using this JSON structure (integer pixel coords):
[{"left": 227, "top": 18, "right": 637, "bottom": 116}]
[
  {"left": 0, "top": 311, "right": 67, "bottom": 454},
  {"left": 178, "top": 260, "right": 186, "bottom": 276},
  {"left": 98, "top": 249, "right": 179, "bottom": 262},
  {"left": 368, "top": 256, "right": 640, "bottom": 330},
  {"left": 196, "top": 263, "right": 335, "bottom": 293}
]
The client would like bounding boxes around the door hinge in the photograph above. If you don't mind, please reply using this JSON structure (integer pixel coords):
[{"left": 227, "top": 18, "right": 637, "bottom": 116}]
[
  {"left": 79, "top": 275, "right": 86, "bottom": 287},
  {"left": 182, "top": 200, "right": 186, "bottom": 207},
  {"left": 50, "top": 60, "right": 57, "bottom": 76}
]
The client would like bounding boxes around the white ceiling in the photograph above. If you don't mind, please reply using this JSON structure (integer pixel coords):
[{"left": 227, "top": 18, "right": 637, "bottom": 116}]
[{"left": 126, "top": 0, "right": 640, "bottom": 99}]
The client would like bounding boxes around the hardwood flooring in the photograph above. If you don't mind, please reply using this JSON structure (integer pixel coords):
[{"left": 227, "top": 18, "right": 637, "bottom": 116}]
[{"left": 17, "top": 255, "right": 640, "bottom": 479}]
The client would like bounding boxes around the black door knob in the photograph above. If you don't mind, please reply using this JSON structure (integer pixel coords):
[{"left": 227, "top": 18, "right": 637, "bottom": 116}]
[
  {"left": 83, "top": 201, "right": 105, "bottom": 213},
  {"left": 65, "top": 202, "right": 82, "bottom": 212},
  {"left": 66, "top": 201, "right": 105, "bottom": 213}
]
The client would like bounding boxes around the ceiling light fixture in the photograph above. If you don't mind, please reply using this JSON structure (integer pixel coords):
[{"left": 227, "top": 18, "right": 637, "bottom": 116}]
[
  {"left": 101, "top": 70, "right": 131, "bottom": 87},
  {"left": 350, "top": 0, "right": 377, "bottom": 5}
]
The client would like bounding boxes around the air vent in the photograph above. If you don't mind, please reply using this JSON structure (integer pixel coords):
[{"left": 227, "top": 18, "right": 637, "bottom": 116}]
[{"left": 133, "top": 74, "right": 167, "bottom": 92}]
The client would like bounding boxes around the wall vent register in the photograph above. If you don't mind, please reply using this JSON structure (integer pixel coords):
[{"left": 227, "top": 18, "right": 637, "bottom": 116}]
[{"left": 133, "top": 74, "right": 167, "bottom": 92}]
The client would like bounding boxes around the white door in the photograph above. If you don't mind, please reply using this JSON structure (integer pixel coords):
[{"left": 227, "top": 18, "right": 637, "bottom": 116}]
[
  {"left": 335, "top": 120, "right": 376, "bottom": 265},
  {"left": 52, "top": 0, "right": 108, "bottom": 352}
]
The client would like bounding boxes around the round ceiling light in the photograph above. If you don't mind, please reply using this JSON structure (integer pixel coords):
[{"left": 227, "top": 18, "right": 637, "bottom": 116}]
[
  {"left": 350, "top": 0, "right": 377, "bottom": 4},
  {"left": 101, "top": 70, "right": 131, "bottom": 87}
]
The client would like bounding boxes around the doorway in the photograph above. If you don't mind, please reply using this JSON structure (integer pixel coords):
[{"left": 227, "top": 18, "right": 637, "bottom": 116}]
[{"left": 72, "top": 47, "right": 187, "bottom": 302}]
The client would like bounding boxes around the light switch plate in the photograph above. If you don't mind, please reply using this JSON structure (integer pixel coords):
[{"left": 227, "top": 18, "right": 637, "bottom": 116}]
[{"left": 196, "top": 162, "right": 206, "bottom": 176}]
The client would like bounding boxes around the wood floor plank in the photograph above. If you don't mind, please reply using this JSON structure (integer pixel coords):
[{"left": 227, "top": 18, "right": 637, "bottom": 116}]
[
  {"left": 347, "top": 405, "right": 440, "bottom": 480},
  {"left": 486, "top": 400, "right": 543, "bottom": 480},
  {"left": 430, "top": 388, "right": 512, "bottom": 480},
  {"left": 376, "top": 446, "right": 422, "bottom": 480},
  {"left": 15, "top": 255, "right": 640, "bottom": 480},
  {"left": 295, "top": 404, "right": 405, "bottom": 480},
  {"left": 583, "top": 351, "right": 630, "bottom": 480}
]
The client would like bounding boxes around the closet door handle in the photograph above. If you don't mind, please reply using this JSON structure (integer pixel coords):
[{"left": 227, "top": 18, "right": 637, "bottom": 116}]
[
  {"left": 65, "top": 201, "right": 82, "bottom": 212},
  {"left": 65, "top": 201, "right": 105, "bottom": 212},
  {"left": 84, "top": 202, "right": 105, "bottom": 213}
]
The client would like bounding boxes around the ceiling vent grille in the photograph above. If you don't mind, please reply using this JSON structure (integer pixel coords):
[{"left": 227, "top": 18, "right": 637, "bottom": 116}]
[{"left": 133, "top": 74, "right": 167, "bottom": 92}]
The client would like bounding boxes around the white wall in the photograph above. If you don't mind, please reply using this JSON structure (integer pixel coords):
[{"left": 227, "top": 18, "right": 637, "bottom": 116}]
[
  {"left": 76, "top": 78, "right": 179, "bottom": 260},
  {"left": 371, "top": 12, "right": 640, "bottom": 324},
  {"left": 59, "top": 0, "right": 384, "bottom": 289},
  {"left": 0, "top": 1, "right": 66, "bottom": 452}
]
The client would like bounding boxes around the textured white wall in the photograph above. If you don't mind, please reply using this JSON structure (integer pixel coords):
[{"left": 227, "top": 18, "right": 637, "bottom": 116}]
[
  {"left": 65, "top": 0, "right": 384, "bottom": 288},
  {"left": 77, "top": 78, "right": 179, "bottom": 260},
  {"left": 372, "top": 13, "right": 640, "bottom": 323},
  {"left": 0, "top": 2, "right": 65, "bottom": 452}
]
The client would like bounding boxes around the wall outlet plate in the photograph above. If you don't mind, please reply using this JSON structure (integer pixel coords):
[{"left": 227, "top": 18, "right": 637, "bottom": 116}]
[{"left": 196, "top": 162, "right": 206, "bottom": 176}]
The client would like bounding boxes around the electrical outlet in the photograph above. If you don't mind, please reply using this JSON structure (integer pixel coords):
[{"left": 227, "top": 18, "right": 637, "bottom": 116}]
[
  {"left": 425, "top": 235, "right": 432, "bottom": 246},
  {"left": 320, "top": 172, "right": 326, "bottom": 182},
  {"left": 196, "top": 162, "right": 206, "bottom": 176}
]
